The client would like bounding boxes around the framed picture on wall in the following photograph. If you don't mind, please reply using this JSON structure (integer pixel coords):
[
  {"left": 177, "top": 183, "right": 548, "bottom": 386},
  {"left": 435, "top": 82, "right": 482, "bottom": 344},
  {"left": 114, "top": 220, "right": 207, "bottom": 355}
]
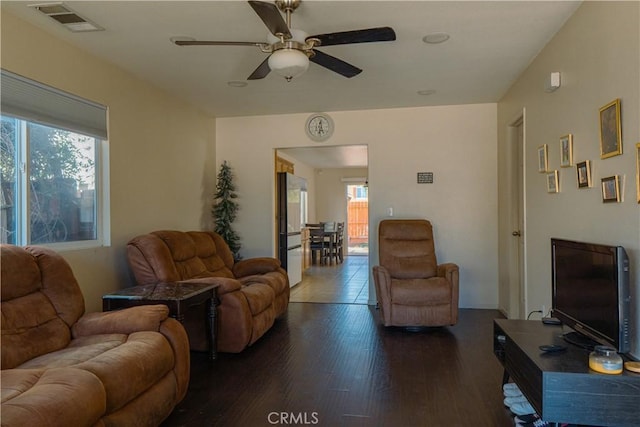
[
  {"left": 538, "top": 144, "right": 548, "bottom": 173},
  {"left": 546, "top": 170, "right": 559, "bottom": 193},
  {"left": 599, "top": 98, "right": 622, "bottom": 159},
  {"left": 560, "top": 134, "right": 573, "bottom": 167},
  {"left": 601, "top": 175, "right": 620, "bottom": 203},
  {"left": 576, "top": 160, "right": 592, "bottom": 188}
]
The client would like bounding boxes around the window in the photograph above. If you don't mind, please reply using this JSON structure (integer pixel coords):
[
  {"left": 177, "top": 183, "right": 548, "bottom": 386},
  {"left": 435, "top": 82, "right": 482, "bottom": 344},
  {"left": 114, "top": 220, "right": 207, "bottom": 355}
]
[
  {"left": 348, "top": 184, "right": 368, "bottom": 200},
  {"left": 1, "top": 70, "right": 109, "bottom": 247}
]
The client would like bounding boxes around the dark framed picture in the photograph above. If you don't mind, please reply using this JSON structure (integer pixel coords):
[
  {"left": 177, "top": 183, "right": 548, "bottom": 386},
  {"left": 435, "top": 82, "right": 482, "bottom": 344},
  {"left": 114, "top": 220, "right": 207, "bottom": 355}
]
[
  {"left": 560, "top": 134, "right": 573, "bottom": 167},
  {"left": 546, "top": 170, "right": 559, "bottom": 193},
  {"left": 599, "top": 99, "right": 622, "bottom": 159},
  {"left": 576, "top": 160, "right": 592, "bottom": 188},
  {"left": 538, "top": 144, "right": 548, "bottom": 173},
  {"left": 601, "top": 175, "right": 620, "bottom": 203}
]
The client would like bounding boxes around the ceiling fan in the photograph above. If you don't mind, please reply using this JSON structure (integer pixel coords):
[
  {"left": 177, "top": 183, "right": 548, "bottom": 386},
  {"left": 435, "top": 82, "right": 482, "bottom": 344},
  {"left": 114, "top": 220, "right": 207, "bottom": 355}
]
[{"left": 172, "top": 0, "right": 396, "bottom": 82}]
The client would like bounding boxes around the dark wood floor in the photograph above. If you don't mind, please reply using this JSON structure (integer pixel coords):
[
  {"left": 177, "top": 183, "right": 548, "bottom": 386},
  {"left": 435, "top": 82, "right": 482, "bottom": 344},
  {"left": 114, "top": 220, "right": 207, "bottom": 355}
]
[{"left": 163, "top": 305, "right": 513, "bottom": 427}]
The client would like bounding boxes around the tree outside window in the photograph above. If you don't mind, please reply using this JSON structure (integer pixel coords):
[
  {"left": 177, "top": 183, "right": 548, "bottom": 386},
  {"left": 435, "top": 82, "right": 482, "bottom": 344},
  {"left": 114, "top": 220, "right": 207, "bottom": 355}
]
[{"left": 1, "top": 116, "right": 97, "bottom": 244}]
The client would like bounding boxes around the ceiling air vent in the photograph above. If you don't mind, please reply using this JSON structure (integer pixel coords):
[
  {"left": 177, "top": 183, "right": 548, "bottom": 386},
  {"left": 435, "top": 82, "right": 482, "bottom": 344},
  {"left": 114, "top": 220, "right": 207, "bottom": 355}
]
[{"left": 29, "top": 2, "right": 103, "bottom": 32}]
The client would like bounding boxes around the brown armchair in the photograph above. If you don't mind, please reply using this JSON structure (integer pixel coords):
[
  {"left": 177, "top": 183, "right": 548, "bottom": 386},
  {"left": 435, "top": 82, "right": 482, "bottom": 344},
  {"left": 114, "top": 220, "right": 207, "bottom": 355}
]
[{"left": 372, "top": 219, "right": 459, "bottom": 327}]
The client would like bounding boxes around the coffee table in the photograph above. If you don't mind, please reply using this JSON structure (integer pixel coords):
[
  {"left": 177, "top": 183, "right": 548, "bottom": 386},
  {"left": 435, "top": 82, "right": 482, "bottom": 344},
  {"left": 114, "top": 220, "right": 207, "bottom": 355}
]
[{"left": 103, "top": 282, "right": 219, "bottom": 360}]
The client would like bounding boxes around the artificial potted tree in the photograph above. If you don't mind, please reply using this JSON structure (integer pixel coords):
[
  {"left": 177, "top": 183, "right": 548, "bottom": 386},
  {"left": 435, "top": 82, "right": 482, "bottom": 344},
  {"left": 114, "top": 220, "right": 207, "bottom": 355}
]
[{"left": 212, "top": 160, "right": 242, "bottom": 261}]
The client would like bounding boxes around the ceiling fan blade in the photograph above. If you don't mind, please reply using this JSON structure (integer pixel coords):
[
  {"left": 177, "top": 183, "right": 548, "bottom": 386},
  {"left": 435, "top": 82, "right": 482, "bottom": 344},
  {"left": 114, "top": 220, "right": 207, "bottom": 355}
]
[
  {"left": 308, "top": 27, "right": 396, "bottom": 47},
  {"left": 310, "top": 50, "right": 362, "bottom": 78},
  {"left": 248, "top": 1, "right": 291, "bottom": 38},
  {"left": 247, "top": 56, "right": 271, "bottom": 80},
  {"left": 174, "top": 40, "right": 266, "bottom": 47}
]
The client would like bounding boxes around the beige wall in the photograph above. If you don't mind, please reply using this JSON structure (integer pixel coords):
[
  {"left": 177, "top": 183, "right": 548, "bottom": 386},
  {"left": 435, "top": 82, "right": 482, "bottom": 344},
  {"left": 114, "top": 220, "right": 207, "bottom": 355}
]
[
  {"left": 497, "top": 2, "right": 640, "bottom": 356},
  {"left": 217, "top": 103, "right": 498, "bottom": 308},
  {"left": 1, "top": 11, "right": 216, "bottom": 311},
  {"left": 315, "top": 167, "right": 368, "bottom": 226}
]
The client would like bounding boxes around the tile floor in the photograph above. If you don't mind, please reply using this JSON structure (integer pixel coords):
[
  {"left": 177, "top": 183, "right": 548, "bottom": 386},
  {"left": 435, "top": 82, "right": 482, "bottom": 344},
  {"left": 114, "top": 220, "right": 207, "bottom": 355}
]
[{"left": 289, "top": 255, "right": 369, "bottom": 304}]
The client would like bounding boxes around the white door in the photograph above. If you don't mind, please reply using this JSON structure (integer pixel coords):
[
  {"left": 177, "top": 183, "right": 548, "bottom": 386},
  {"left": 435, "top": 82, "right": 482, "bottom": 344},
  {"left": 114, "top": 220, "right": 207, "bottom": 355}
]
[{"left": 509, "top": 116, "right": 526, "bottom": 318}]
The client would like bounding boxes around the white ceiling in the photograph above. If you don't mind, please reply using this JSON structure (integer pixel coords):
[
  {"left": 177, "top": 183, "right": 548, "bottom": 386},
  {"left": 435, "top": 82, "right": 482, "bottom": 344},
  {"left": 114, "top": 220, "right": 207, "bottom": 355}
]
[{"left": 2, "top": 0, "right": 581, "bottom": 168}]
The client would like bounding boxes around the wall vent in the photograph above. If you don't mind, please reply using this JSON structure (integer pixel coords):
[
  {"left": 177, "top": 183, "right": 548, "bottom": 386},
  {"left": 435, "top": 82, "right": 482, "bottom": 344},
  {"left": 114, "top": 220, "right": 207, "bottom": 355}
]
[{"left": 30, "top": 2, "right": 104, "bottom": 32}]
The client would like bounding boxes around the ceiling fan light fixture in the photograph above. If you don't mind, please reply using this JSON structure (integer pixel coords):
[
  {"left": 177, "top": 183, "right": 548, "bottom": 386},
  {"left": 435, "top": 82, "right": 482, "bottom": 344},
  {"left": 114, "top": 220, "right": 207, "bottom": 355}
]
[
  {"left": 268, "top": 48, "right": 309, "bottom": 81},
  {"left": 170, "top": 1, "right": 395, "bottom": 82}
]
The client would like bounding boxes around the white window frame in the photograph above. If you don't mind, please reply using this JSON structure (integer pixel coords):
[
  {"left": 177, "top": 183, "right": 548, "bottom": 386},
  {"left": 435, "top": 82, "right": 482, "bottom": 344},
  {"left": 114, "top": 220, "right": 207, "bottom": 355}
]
[{"left": 1, "top": 70, "right": 110, "bottom": 249}]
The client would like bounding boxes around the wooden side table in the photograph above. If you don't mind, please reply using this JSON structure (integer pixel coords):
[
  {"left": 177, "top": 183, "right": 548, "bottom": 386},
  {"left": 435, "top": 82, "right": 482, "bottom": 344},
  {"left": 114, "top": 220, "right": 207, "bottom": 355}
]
[{"left": 103, "top": 282, "right": 219, "bottom": 360}]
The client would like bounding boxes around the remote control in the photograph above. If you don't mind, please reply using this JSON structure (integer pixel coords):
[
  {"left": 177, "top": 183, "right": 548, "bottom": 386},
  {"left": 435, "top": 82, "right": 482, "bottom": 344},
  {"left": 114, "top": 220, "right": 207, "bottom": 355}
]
[{"left": 539, "top": 344, "right": 567, "bottom": 353}]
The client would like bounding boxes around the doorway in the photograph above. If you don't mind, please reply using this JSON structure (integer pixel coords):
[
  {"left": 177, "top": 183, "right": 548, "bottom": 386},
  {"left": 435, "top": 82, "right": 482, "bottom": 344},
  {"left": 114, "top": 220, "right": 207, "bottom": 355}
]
[
  {"left": 275, "top": 145, "right": 369, "bottom": 304},
  {"left": 346, "top": 184, "right": 368, "bottom": 255}
]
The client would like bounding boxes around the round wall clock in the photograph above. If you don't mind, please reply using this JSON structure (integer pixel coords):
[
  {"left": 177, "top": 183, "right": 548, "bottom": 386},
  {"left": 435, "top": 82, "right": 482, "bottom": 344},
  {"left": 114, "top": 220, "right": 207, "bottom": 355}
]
[{"left": 305, "top": 113, "right": 334, "bottom": 142}]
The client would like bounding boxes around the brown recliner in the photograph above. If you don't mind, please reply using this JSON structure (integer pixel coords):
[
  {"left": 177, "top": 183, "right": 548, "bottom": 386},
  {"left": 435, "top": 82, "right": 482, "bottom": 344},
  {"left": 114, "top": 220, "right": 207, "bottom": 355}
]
[
  {"left": 373, "top": 219, "right": 459, "bottom": 327},
  {"left": 0, "top": 244, "right": 190, "bottom": 427},
  {"left": 126, "top": 230, "right": 289, "bottom": 353}
]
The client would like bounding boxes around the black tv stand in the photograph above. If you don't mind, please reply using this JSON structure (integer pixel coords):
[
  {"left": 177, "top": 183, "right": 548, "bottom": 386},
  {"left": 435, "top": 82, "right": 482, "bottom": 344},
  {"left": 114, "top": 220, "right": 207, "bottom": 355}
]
[
  {"left": 493, "top": 319, "right": 639, "bottom": 426},
  {"left": 561, "top": 331, "right": 598, "bottom": 351}
]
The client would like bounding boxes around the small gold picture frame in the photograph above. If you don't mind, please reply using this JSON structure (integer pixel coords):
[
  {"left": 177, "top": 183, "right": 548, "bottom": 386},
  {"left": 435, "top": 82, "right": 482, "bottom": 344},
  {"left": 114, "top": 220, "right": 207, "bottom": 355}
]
[
  {"left": 601, "top": 175, "right": 620, "bottom": 203},
  {"left": 576, "top": 160, "right": 592, "bottom": 188},
  {"left": 538, "top": 144, "right": 548, "bottom": 173},
  {"left": 547, "top": 170, "right": 559, "bottom": 193},
  {"left": 599, "top": 99, "right": 622, "bottom": 159},
  {"left": 560, "top": 134, "right": 573, "bottom": 167}
]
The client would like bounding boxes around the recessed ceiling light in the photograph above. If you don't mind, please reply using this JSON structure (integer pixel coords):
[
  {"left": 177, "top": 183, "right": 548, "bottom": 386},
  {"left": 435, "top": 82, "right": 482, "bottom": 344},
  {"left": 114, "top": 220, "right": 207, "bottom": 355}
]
[
  {"left": 417, "top": 89, "right": 436, "bottom": 96},
  {"left": 422, "top": 32, "right": 450, "bottom": 44},
  {"left": 228, "top": 81, "right": 248, "bottom": 88}
]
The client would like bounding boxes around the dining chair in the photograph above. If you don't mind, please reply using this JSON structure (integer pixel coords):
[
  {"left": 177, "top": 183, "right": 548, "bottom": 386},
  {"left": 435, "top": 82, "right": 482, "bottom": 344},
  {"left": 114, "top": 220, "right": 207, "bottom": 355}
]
[
  {"left": 309, "top": 227, "right": 328, "bottom": 265},
  {"left": 335, "top": 222, "right": 345, "bottom": 263},
  {"left": 321, "top": 221, "right": 342, "bottom": 264},
  {"left": 325, "top": 222, "right": 345, "bottom": 264}
]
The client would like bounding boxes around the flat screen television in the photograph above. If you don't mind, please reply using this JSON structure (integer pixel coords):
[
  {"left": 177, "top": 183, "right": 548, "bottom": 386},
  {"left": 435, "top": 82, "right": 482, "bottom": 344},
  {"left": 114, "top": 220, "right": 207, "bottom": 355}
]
[{"left": 551, "top": 238, "right": 631, "bottom": 354}]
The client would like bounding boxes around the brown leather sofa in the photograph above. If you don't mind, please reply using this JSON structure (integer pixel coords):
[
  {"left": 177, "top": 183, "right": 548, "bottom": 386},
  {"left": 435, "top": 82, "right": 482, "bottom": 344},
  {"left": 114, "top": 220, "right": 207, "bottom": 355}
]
[
  {"left": 126, "top": 230, "right": 289, "bottom": 353},
  {"left": 0, "top": 244, "right": 190, "bottom": 427},
  {"left": 373, "top": 219, "right": 459, "bottom": 327}
]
